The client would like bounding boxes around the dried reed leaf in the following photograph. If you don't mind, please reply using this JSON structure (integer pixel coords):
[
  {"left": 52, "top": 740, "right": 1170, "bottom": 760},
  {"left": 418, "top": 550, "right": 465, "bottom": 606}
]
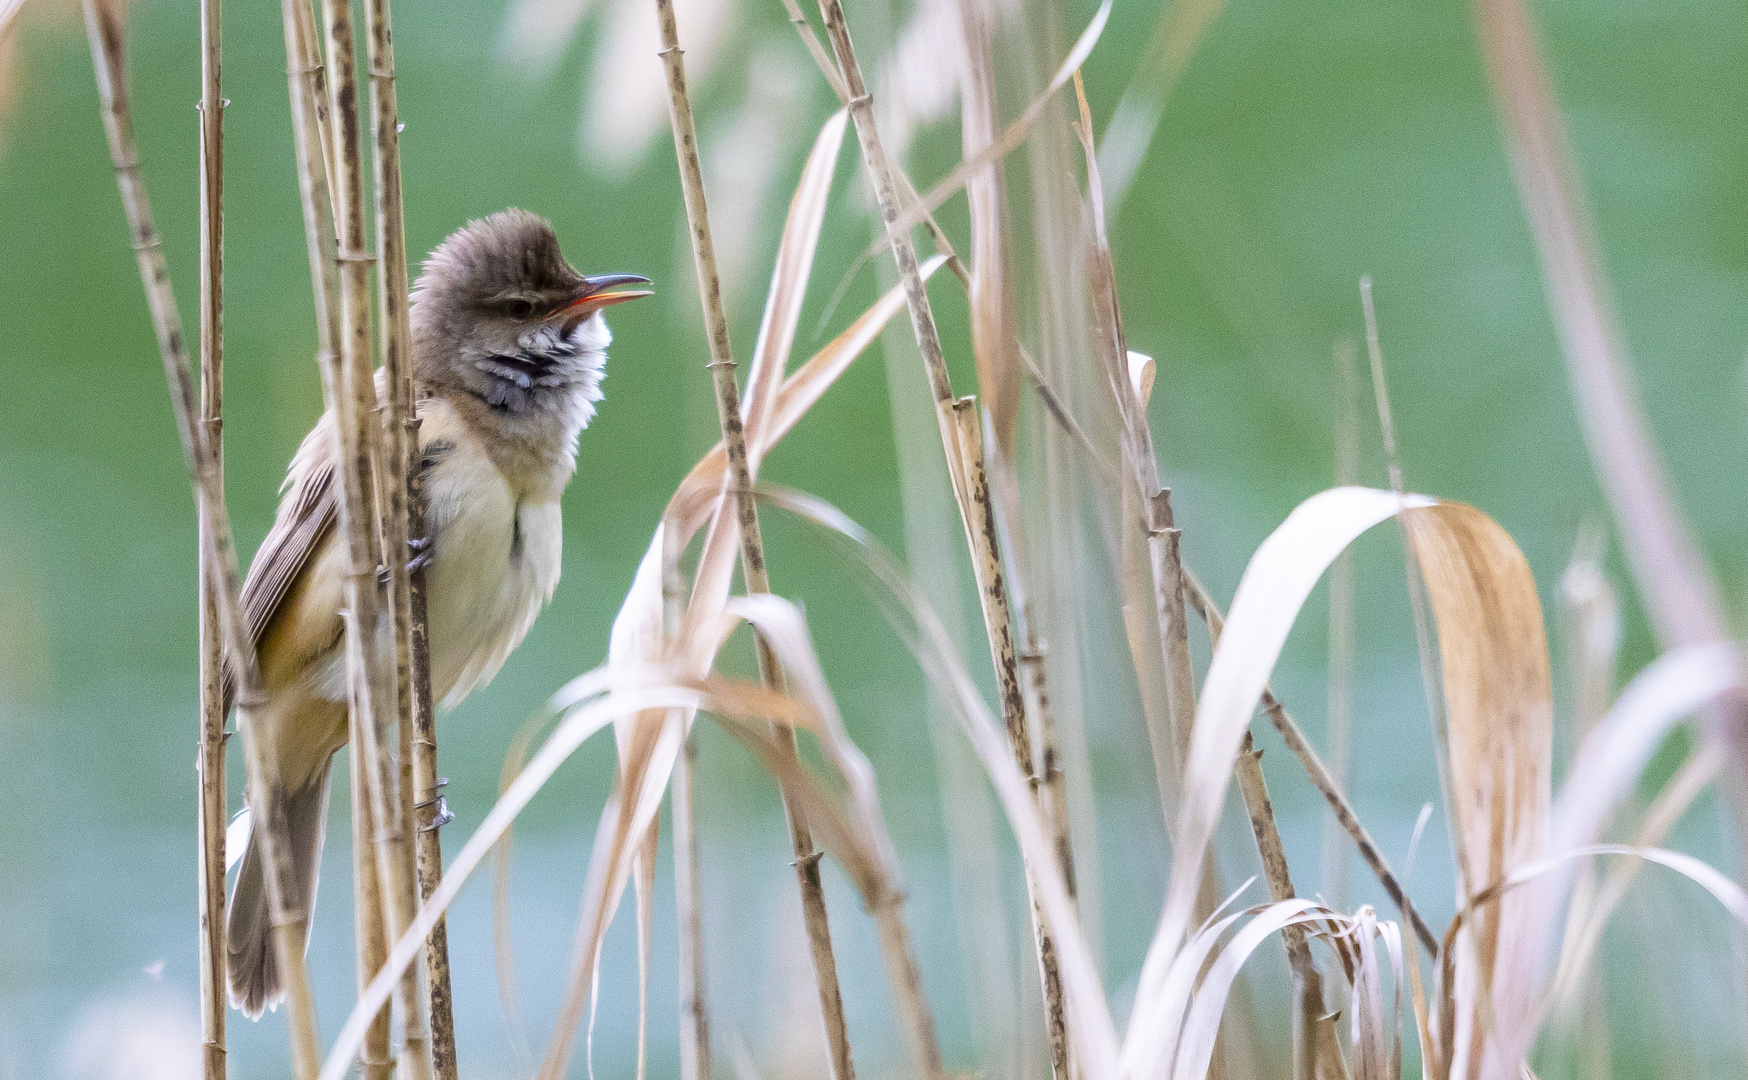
[
  {"left": 670, "top": 256, "right": 947, "bottom": 542},
  {"left": 607, "top": 536, "right": 670, "bottom": 1080},
  {"left": 1173, "top": 901, "right": 1341, "bottom": 1080},
  {"left": 1344, "top": 906, "right": 1404, "bottom": 1080},
  {"left": 1125, "top": 489, "right": 1554, "bottom": 1080},
  {"left": 1130, "top": 900, "right": 1265, "bottom": 1080},
  {"left": 850, "top": 0, "right": 1112, "bottom": 263},
  {"left": 1400, "top": 502, "right": 1551, "bottom": 1080},
  {"left": 492, "top": 706, "right": 552, "bottom": 1068},
  {"left": 1478, "top": 645, "right": 1747, "bottom": 1071},
  {"left": 321, "top": 674, "right": 820, "bottom": 1080},
  {"left": 1544, "top": 741, "right": 1717, "bottom": 1052},
  {"left": 1552, "top": 644, "right": 1744, "bottom": 863},
  {"left": 954, "top": 0, "right": 1020, "bottom": 456},
  {"left": 743, "top": 109, "right": 849, "bottom": 443}
]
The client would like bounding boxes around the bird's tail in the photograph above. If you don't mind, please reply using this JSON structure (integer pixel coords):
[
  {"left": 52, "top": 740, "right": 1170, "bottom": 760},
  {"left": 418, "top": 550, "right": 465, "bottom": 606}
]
[{"left": 226, "top": 766, "right": 332, "bottom": 1019}]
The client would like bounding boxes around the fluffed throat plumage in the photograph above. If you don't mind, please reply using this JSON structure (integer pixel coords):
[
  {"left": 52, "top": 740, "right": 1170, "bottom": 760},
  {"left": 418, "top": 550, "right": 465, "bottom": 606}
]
[{"left": 224, "top": 209, "right": 650, "bottom": 1017}]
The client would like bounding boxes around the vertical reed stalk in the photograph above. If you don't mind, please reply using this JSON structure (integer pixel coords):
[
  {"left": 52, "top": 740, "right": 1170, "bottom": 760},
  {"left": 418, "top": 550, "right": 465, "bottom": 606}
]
[
  {"left": 1146, "top": 491, "right": 1196, "bottom": 778},
  {"left": 1322, "top": 340, "right": 1359, "bottom": 913},
  {"left": 1155, "top": 485, "right": 1341, "bottom": 1076},
  {"left": 1071, "top": 75, "right": 1250, "bottom": 1071},
  {"left": 358, "top": 0, "right": 458, "bottom": 1069},
  {"left": 1360, "top": 277, "right": 1454, "bottom": 840},
  {"left": 350, "top": 719, "right": 394, "bottom": 1080},
  {"left": 278, "top": 0, "right": 340, "bottom": 347},
  {"left": 878, "top": 260, "right": 1022, "bottom": 1077},
  {"left": 952, "top": 398, "right": 1073, "bottom": 1079},
  {"left": 955, "top": 8, "right": 1083, "bottom": 1054},
  {"left": 84, "top": 3, "right": 321, "bottom": 1074},
  {"left": 652, "top": 3, "right": 860, "bottom": 1078},
  {"left": 810, "top": 7, "right": 1048, "bottom": 1074},
  {"left": 195, "top": 0, "right": 227, "bottom": 1074},
  {"left": 672, "top": 731, "right": 711, "bottom": 1080},
  {"left": 316, "top": 0, "right": 434, "bottom": 1075}
]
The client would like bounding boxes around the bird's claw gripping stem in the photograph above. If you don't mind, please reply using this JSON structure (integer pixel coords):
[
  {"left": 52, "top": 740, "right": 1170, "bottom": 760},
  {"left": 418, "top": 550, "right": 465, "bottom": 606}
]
[
  {"left": 417, "top": 776, "right": 452, "bottom": 831},
  {"left": 407, "top": 535, "right": 433, "bottom": 574}
]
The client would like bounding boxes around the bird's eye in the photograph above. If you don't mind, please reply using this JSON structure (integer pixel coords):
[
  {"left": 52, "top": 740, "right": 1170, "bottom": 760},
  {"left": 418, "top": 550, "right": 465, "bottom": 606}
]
[{"left": 505, "top": 299, "right": 536, "bottom": 318}]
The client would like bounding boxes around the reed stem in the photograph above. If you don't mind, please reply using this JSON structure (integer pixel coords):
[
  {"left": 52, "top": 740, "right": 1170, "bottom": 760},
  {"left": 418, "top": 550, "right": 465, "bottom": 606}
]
[
  {"left": 195, "top": 0, "right": 227, "bottom": 1070},
  {"left": 1323, "top": 340, "right": 1360, "bottom": 914},
  {"left": 315, "top": 0, "right": 435, "bottom": 1074},
  {"left": 672, "top": 731, "right": 711, "bottom": 1080},
  {"left": 651, "top": 3, "right": 858, "bottom": 1078},
  {"left": 84, "top": 2, "right": 320, "bottom": 1073},
  {"left": 806, "top": 8, "right": 1034, "bottom": 1077},
  {"left": 350, "top": 711, "right": 395, "bottom": 1080},
  {"left": 357, "top": 0, "right": 458, "bottom": 1068},
  {"left": 953, "top": 399, "right": 1073, "bottom": 1080}
]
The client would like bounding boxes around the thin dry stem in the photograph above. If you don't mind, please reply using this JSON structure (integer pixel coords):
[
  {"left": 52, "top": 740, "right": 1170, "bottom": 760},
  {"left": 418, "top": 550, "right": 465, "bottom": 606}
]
[
  {"left": 358, "top": 0, "right": 457, "bottom": 1067},
  {"left": 777, "top": 0, "right": 847, "bottom": 100},
  {"left": 811, "top": 8, "right": 1034, "bottom": 1078},
  {"left": 1152, "top": 486, "right": 1340, "bottom": 1077},
  {"left": 350, "top": 711, "right": 394, "bottom": 1080},
  {"left": 954, "top": 399, "right": 1073, "bottom": 1080},
  {"left": 1323, "top": 339, "right": 1360, "bottom": 913},
  {"left": 1233, "top": 734, "right": 1346, "bottom": 1080},
  {"left": 85, "top": 2, "right": 319, "bottom": 1073},
  {"left": 1070, "top": 74, "right": 1187, "bottom": 831},
  {"left": 316, "top": 0, "right": 434, "bottom": 1073},
  {"left": 651, "top": 4, "right": 859, "bottom": 1079},
  {"left": 672, "top": 730, "right": 711, "bottom": 1080},
  {"left": 195, "top": 0, "right": 227, "bottom": 1072},
  {"left": 877, "top": 260, "right": 1023, "bottom": 1075},
  {"left": 1361, "top": 277, "right": 1455, "bottom": 850},
  {"left": 952, "top": 17, "right": 1083, "bottom": 1072}
]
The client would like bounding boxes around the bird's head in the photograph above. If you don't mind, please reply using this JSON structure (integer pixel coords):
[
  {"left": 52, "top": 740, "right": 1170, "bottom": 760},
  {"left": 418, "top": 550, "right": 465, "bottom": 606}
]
[{"left": 410, "top": 209, "right": 650, "bottom": 414}]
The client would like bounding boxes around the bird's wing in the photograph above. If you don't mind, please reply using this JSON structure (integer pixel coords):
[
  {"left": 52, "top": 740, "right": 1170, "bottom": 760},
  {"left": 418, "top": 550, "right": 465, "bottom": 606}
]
[{"left": 222, "top": 413, "right": 340, "bottom": 717}]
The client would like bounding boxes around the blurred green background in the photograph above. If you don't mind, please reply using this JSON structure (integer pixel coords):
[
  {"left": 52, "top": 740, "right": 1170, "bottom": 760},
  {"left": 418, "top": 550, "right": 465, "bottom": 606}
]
[{"left": 1, "top": 0, "right": 1745, "bottom": 1076}]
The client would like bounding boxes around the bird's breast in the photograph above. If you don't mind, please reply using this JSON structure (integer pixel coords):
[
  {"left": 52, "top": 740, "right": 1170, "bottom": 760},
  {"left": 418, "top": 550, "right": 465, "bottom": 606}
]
[{"left": 419, "top": 414, "right": 563, "bottom": 708}]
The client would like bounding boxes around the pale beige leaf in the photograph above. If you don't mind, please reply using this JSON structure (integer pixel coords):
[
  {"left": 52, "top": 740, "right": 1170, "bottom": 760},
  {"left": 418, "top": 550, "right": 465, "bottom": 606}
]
[
  {"left": 1401, "top": 502, "right": 1552, "bottom": 1080},
  {"left": 742, "top": 109, "right": 849, "bottom": 445}
]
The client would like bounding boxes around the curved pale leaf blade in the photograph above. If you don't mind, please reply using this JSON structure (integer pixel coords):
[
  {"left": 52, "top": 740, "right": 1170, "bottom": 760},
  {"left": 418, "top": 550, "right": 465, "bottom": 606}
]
[{"left": 743, "top": 108, "right": 849, "bottom": 448}]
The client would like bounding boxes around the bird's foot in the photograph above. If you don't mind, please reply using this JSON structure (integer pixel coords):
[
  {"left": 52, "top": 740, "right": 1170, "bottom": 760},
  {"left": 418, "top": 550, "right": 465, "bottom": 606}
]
[
  {"left": 417, "top": 776, "right": 453, "bottom": 831},
  {"left": 407, "top": 535, "right": 433, "bottom": 575}
]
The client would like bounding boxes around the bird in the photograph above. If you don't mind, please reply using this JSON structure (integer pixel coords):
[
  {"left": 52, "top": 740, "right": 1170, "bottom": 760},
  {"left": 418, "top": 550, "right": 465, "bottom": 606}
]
[{"left": 224, "top": 208, "right": 650, "bottom": 1017}]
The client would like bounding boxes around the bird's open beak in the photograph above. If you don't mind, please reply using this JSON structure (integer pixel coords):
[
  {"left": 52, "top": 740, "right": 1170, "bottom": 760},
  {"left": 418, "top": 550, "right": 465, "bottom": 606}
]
[{"left": 550, "top": 273, "right": 653, "bottom": 320}]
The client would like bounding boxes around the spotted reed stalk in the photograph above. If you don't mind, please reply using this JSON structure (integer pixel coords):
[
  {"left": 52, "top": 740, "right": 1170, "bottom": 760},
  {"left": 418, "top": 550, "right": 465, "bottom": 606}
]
[
  {"left": 315, "top": 0, "right": 435, "bottom": 1074},
  {"left": 357, "top": 0, "right": 460, "bottom": 1069},
  {"left": 195, "top": 0, "right": 227, "bottom": 1072},
  {"left": 651, "top": 3, "right": 861, "bottom": 1078},
  {"left": 809, "top": 4, "right": 1065, "bottom": 1068},
  {"left": 84, "top": 2, "right": 321, "bottom": 1074}
]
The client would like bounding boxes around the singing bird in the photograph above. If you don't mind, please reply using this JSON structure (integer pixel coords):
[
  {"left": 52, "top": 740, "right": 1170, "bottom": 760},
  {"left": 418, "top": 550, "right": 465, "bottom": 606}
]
[{"left": 225, "top": 209, "right": 650, "bottom": 1016}]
